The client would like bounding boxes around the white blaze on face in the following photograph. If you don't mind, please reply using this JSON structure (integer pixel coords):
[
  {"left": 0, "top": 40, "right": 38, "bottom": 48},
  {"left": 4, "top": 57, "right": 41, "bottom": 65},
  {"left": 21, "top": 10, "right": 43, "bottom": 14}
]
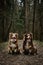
[
  {"left": 27, "top": 34, "right": 31, "bottom": 42},
  {"left": 27, "top": 34, "right": 30, "bottom": 39},
  {"left": 27, "top": 34, "right": 30, "bottom": 37},
  {"left": 12, "top": 34, "right": 17, "bottom": 42},
  {"left": 12, "top": 34, "right": 16, "bottom": 38}
]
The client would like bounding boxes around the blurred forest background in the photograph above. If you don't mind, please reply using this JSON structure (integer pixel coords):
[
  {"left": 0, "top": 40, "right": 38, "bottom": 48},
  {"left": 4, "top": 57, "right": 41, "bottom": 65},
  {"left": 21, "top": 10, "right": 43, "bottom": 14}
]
[{"left": 0, "top": 0, "right": 43, "bottom": 42}]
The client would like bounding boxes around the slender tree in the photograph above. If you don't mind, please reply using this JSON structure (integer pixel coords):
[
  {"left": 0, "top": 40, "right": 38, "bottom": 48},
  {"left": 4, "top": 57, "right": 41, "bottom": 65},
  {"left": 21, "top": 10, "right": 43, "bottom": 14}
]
[{"left": 32, "top": 0, "right": 36, "bottom": 39}]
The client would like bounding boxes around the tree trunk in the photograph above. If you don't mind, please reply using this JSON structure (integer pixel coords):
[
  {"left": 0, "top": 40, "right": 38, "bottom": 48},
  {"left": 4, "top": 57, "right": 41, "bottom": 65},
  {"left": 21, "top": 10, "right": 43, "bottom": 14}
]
[
  {"left": 4, "top": 21, "right": 12, "bottom": 41},
  {"left": 24, "top": 0, "right": 29, "bottom": 33},
  {"left": 32, "top": 0, "right": 36, "bottom": 39}
]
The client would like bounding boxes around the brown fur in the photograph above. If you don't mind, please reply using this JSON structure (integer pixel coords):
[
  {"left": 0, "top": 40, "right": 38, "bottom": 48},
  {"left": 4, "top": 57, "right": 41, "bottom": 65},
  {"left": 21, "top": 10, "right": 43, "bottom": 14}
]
[
  {"left": 23, "top": 33, "right": 37, "bottom": 55},
  {"left": 8, "top": 33, "right": 19, "bottom": 54},
  {"left": 29, "top": 45, "right": 37, "bottom": 55}
]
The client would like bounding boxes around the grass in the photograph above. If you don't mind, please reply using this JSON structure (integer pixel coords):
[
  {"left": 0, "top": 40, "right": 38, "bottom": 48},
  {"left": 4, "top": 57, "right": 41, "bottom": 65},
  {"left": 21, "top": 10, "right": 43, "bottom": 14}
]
[
  {"left": 33, "top": 40, "right": 43, "bottom": 46},
  {"left": 0, "top": 40, "right": 43, "bottom": 51},
  {"left": 0, "top": 42, "right": 8, "bottom": 51}
]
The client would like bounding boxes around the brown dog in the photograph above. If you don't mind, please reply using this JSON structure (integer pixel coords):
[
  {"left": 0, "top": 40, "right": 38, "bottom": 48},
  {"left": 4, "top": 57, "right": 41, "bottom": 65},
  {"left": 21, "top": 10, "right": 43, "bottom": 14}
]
[
  {"left": 23, "top": 33, "right": 37, "bottom": 55},
  {"left": 8, "top": 33, "right": 19, "bottom": 54}
]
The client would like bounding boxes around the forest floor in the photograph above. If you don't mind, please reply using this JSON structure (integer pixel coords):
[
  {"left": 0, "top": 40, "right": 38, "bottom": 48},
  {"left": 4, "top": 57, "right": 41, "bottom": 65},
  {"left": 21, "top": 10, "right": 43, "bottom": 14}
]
[{"left": 0, "top": 40, "right": 43, "bottom": 65}]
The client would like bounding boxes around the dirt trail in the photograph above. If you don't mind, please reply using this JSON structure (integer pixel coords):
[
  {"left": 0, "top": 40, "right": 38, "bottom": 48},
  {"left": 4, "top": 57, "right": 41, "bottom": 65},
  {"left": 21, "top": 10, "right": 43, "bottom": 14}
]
[{"left": 0, "top": 40, "right": 43, "bottom": 65}]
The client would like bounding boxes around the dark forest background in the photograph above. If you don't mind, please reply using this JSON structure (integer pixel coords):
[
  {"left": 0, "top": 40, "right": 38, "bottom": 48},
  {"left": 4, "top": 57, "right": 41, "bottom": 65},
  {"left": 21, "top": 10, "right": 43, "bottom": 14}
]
[{"left": 0, "top": 0, "right": 43, "bottom": 42}]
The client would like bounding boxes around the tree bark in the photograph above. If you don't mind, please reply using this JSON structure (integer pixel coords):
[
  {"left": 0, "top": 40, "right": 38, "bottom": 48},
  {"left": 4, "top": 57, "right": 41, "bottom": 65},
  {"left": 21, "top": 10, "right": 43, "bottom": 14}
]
[{"left": 32, "top": 0, "right": 36, "bottom": 39}]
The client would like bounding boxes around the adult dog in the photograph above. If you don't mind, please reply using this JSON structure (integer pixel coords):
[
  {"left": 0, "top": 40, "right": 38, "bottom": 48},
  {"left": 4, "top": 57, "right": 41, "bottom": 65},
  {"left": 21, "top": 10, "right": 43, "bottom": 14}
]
[
  {"left": 23, "top": 33, "right": 37, "bottom": 55},
  {"left": 8, "top": 33, "right": 19, "bottom": 54}
]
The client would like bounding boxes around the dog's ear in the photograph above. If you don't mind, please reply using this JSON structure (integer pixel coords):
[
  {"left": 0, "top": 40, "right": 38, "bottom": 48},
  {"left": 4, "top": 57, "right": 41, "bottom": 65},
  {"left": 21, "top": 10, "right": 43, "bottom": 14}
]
[
  {"left": 15, "top": 33, "right": 18, "bottom": 39},
  {"left": 9, "top": 33, "right": 13, "bottom": 39},
  {"left": 30, "top": 33, "right": 33, "bottom": 39},
  {"left": 23, "top": 33, "right": 27, "bottom": 37}
]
